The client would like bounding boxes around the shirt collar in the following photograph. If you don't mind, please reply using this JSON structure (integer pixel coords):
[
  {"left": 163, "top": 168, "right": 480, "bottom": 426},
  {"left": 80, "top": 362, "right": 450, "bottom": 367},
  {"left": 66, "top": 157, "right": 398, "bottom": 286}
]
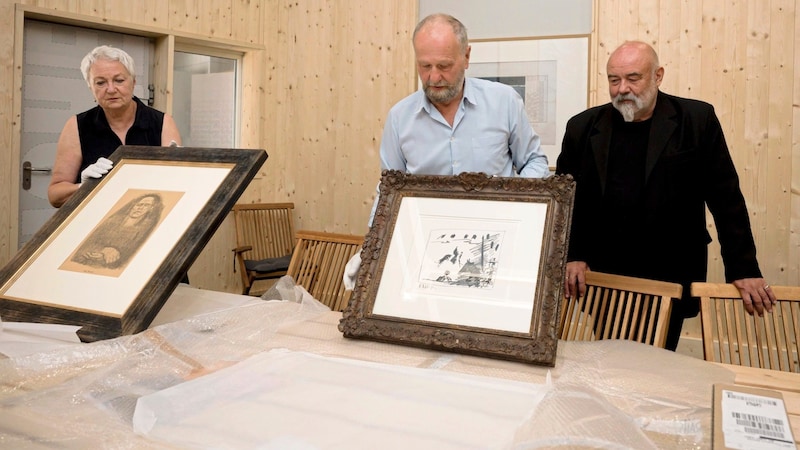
[{"left": 461, "top": 77, "right": 478, "bottom": 107}]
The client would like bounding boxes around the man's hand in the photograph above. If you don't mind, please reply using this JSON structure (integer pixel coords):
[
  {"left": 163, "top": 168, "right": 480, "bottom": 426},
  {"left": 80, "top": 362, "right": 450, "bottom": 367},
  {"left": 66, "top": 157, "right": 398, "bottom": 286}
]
[
  {"left": 732, "top": 277, "right": 776, "bottom": 316},
  {"left": 80, "top": 157, "right": 113, "bottom": 183},
  {"left": 564, "top": 261, "right": 590, "bottom": 299}
]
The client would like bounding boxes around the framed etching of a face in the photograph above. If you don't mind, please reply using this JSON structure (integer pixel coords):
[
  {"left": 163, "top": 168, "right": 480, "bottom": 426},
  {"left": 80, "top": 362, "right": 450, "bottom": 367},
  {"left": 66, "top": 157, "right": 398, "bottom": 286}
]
[{"left": 0, "top": 146, "right": 267, "bottom": 341}]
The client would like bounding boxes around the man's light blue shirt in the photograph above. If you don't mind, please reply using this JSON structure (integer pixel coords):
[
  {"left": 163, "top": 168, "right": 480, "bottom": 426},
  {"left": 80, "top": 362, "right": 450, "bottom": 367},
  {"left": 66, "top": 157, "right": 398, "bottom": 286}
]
[{"left": 379, "top": 77, "right": 549, "bottom": 177}]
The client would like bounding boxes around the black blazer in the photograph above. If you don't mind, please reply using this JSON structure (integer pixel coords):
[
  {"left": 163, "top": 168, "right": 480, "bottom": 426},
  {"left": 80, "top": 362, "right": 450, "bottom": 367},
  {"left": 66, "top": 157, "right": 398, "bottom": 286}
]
[{"left": 556, "top": 91, "right": 762, "bottom": 318}]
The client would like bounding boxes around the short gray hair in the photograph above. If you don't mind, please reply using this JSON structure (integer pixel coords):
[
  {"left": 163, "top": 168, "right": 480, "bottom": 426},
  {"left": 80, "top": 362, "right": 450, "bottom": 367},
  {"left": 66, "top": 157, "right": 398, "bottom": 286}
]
[
  {"left": 80, "top": 45, "right": 136, "bottom": 85},
  {"left": 413, "top": 13, "right": 469, "bottom": 53}
]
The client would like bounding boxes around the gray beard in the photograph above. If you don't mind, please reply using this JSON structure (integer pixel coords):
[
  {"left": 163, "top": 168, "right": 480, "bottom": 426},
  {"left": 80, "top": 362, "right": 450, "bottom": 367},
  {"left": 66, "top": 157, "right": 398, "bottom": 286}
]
[
  {"left": 425, "top": 84, "right": 460, "bottom": 104},
  {"left": 615, "top": 102, "right": 637, "bottom": 122},
  {"left": 612, "top": 93, "right": 643, "bottom": 122}
]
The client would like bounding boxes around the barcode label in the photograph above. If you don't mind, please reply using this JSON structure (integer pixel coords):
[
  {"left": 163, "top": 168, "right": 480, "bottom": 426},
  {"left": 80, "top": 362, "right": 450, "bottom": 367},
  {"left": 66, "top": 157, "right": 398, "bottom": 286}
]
[
  {"left": 721, "top": 389, "right": 795, "bottom": 449},
  {"left": 726, "top": 392, "right": 778, "bottom": 406}
]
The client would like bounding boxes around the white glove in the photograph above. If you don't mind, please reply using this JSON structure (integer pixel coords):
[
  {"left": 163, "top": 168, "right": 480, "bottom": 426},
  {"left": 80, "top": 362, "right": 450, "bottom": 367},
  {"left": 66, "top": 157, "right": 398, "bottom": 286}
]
[
  {"left": 80, "top": 157, "right": 113, "bottom": 183},
  {"left": 343, "top": 250, "right": 362, "bottom": 290}
]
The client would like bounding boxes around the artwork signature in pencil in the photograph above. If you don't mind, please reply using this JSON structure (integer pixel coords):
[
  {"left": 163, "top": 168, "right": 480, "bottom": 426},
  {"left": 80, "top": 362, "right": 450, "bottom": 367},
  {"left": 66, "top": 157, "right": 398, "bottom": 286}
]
[{"left": 419, "top": 230, "right": 503, "bottom": 289}]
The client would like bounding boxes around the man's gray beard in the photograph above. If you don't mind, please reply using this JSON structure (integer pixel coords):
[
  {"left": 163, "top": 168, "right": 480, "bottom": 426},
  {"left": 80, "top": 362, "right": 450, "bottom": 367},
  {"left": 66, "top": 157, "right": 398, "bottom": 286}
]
[
  {"left": 425, "top": 83, "right": 460, "bottom": 104},
  {"left": 613, "top": 94, "right": 642, "bottom": 122},
  {"left": 615, "top": 102, "right": 636, "bottom": 122}
]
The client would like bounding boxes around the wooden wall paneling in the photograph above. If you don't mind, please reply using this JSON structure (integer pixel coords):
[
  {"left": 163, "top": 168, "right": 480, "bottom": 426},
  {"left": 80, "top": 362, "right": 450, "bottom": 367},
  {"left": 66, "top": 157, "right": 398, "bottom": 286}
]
[
  {"left": 233, "top": 48, "right": 267, "bottom": 206},
  {"left": 592, "top": 0, "right": 617, "bottom": 100},
  {"left": 326, "top": 1, "right": 417, "bottom": 234},
  {"left": 74, "top": 0, "right": 169, "bottom": 27},
  {"left": 616, "top": 0, "right": 640, "bottom": 47},
  {"left": 170, "top": 0, "right": 203, "bottom": 36},
  {"left": 331, "top": 4, "right": 356, "bottom": 232},
  {"left": 240, "top": 50, "right": 265, "bottom": 156},
  {"left": 258, "top": 1, "right": 418, "bottom": 237},
  {"left": 331, "top": 7, "right": 380, "bottom": 233},
  {"left": 274, "top": 1, "right": 417, "bottom": 234},
  {"left": 655, "top": 0, "right": 680, "bottom": 95},
  {"left": 206, "top": 0, "right": 233, "bottom": 39},
  {"left": 2, "top": 4, "right": 24, "bottom": 262},
  {"left": 677, "top": 1, "right": 702, "bottom": 98},
  {"left": 277, "top": 2, "right": 306, "bottom": 228},
  {"left": 282, "top": 1, "right": 325, "bottom": 231},
  {"left": 152, "top": 35, "right": 176, "bottom": 114},
  {"left": 231, "top": 0, "right": 262, "bottom": 44},
  {"left": 306, "top": 1, "right": 337, "bottom": 231},
  {"left": 670, "top": 0, "right": 704, "bottom": 348},
  {"left": 358, "top": 3, "right": 417, "bottom": 233},
  {"left": 792, "top": 4, "right": 800, "bottom": 281},
  {"left": 259, "top": 0, "right": 292, "bottom": 211},
  {"left": 699, "top": 1, "right": 729, "bottom": 283},
  {"left": 587, "top": 0, "right": 600, "bottom": 106},
  {"left": 636, "top": 0, "right": 659, "bottom": 47},
  {"left": 741, "top": 0, "right": 770, "bottom": 251},
  {"left": 764, "top": 0, "right": 795, "bottom": 279},
  {"left": 334, "top": 1, "right": 418, "bottom": 234}
]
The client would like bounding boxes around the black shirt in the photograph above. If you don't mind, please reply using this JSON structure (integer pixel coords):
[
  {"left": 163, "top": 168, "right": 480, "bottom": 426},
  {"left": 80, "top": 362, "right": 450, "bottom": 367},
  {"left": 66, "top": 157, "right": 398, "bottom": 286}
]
[
  {"left": 75, "top": 96, "right": 164, "bottom": 183},
  {"left": 596, "top": 115, "right": 652, "bottom": 274}
]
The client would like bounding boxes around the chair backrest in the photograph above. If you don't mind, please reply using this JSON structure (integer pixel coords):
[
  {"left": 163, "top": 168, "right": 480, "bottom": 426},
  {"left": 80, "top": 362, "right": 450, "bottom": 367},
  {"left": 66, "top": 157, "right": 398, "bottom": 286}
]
[
  {"left": 287, "top": 230, "right": 364, "bottom": 312},
  {"left": 232, "top": 203, "right": 295, "bottom": 261},
  {"left": 559, "top": 271, "right": 683, "bottom": 348},
  {"left": 691, "top": 282, "right": 800, "bottom": 372}
]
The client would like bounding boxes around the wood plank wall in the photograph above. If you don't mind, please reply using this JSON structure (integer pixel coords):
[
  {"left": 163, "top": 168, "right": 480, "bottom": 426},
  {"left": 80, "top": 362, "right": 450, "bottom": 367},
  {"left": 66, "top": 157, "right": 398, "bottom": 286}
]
[{"left": 0, "top": 1, "right": 797, "bottom": 328}]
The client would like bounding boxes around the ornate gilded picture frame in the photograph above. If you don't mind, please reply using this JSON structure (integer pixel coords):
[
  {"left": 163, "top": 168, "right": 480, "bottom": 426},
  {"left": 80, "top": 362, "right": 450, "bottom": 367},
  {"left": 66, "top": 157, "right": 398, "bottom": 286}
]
[
  {"left": 0, "top": 146, "right": 267, "bottom": 342},
  {"left": 340, "top": 171, "right": 575, "bottom": 366}
]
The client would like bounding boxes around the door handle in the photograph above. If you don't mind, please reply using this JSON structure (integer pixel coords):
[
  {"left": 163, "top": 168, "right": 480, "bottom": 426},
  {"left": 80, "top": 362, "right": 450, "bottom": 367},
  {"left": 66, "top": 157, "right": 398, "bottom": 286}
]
[{"left": 22, "top": 161, "right": 52, "bottom": 191}]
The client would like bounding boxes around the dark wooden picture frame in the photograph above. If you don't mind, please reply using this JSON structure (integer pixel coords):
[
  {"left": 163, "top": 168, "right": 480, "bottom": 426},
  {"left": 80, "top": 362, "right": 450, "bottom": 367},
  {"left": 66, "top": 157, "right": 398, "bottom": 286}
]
[
  {"left": 340, "top": 171, "right": 575, "bottom": 366},
  {"left": 0, "top": 146, "right": 267, "bottom": 342}
]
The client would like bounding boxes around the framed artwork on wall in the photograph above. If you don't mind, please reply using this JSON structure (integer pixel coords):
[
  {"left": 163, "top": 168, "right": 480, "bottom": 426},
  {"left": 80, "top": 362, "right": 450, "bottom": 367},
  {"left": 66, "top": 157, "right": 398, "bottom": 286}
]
[
  {"left": 468, "top": 36, "right": 590, "bottom": 168},
  {"left": 0, "top": 146, "right": 267, "bottom": 342},
  {"left": 339, "top": 170, "right": 575, "bottom": 366}
]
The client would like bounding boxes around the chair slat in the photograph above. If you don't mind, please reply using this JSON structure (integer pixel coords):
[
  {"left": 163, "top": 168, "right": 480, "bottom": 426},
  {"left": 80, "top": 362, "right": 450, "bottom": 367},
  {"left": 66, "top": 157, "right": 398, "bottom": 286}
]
[
  {"left": 559, "top": 271, "right": 682, "bottom": 349},
  {"left": 287, "top": 230, "right": 364, "bottom": 312},
  {"left": 691, "top": 282, "right": 800, "bottom": 372}
]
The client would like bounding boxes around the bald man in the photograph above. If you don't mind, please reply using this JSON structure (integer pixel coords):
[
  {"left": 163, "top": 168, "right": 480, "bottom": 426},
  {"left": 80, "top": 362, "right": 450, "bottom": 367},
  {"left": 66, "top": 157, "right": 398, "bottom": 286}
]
[{"left": 556, "top": 41, "right": 774, "bottom": 351}]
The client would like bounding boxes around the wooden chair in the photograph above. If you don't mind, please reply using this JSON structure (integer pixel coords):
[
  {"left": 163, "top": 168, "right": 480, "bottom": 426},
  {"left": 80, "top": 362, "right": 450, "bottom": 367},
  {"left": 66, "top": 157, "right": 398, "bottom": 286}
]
[
  {"left": 232, "top": 203, "right": 295, "bottom": 295},
  {"left": 691, "top": 282, "right": 800, "bottom": 372},
  {"left": 287, "top": 230, "right": 364, "bottom": 312},
  {"left": 559, "top": 271, "right": 683, "bottom": 348}
]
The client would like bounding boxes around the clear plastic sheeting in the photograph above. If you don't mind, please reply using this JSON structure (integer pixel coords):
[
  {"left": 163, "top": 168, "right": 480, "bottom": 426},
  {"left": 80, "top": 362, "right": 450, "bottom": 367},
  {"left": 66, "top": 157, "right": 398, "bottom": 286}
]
[
  {"left": 0, "top": 275, "right": 736, "bottom": 449},
  {"left": 0, "top": 277, "right": 328, "bottom": 449},
  {"left": 133, "top": 350, "right": 550, "bottom": 449}
]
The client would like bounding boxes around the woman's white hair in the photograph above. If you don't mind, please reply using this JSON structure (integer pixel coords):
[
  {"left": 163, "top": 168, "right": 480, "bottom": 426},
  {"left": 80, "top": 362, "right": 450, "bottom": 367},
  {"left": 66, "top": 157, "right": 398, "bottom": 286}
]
[{"left": 80, "top": 45, "right": 136, "bottom": 85}]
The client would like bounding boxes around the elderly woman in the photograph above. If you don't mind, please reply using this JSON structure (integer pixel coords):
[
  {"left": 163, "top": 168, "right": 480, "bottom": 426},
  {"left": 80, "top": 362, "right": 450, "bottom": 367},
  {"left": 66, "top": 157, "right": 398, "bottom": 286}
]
[{"left": 48, "top": 45, "right": 181, "bottom": 208}]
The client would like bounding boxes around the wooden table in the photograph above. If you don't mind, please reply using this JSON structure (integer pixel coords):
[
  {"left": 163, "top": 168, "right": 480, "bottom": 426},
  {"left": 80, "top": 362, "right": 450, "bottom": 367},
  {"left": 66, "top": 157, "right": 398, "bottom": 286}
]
[{"left": 1, "top": 290, "right": 798, "bottom": 448}]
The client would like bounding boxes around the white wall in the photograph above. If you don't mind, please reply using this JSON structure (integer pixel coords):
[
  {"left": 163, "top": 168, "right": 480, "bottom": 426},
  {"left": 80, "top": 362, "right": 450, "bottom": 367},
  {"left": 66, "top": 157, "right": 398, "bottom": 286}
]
[{"left": 418, "top": 0, "right": 592, "bottom": 38}]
